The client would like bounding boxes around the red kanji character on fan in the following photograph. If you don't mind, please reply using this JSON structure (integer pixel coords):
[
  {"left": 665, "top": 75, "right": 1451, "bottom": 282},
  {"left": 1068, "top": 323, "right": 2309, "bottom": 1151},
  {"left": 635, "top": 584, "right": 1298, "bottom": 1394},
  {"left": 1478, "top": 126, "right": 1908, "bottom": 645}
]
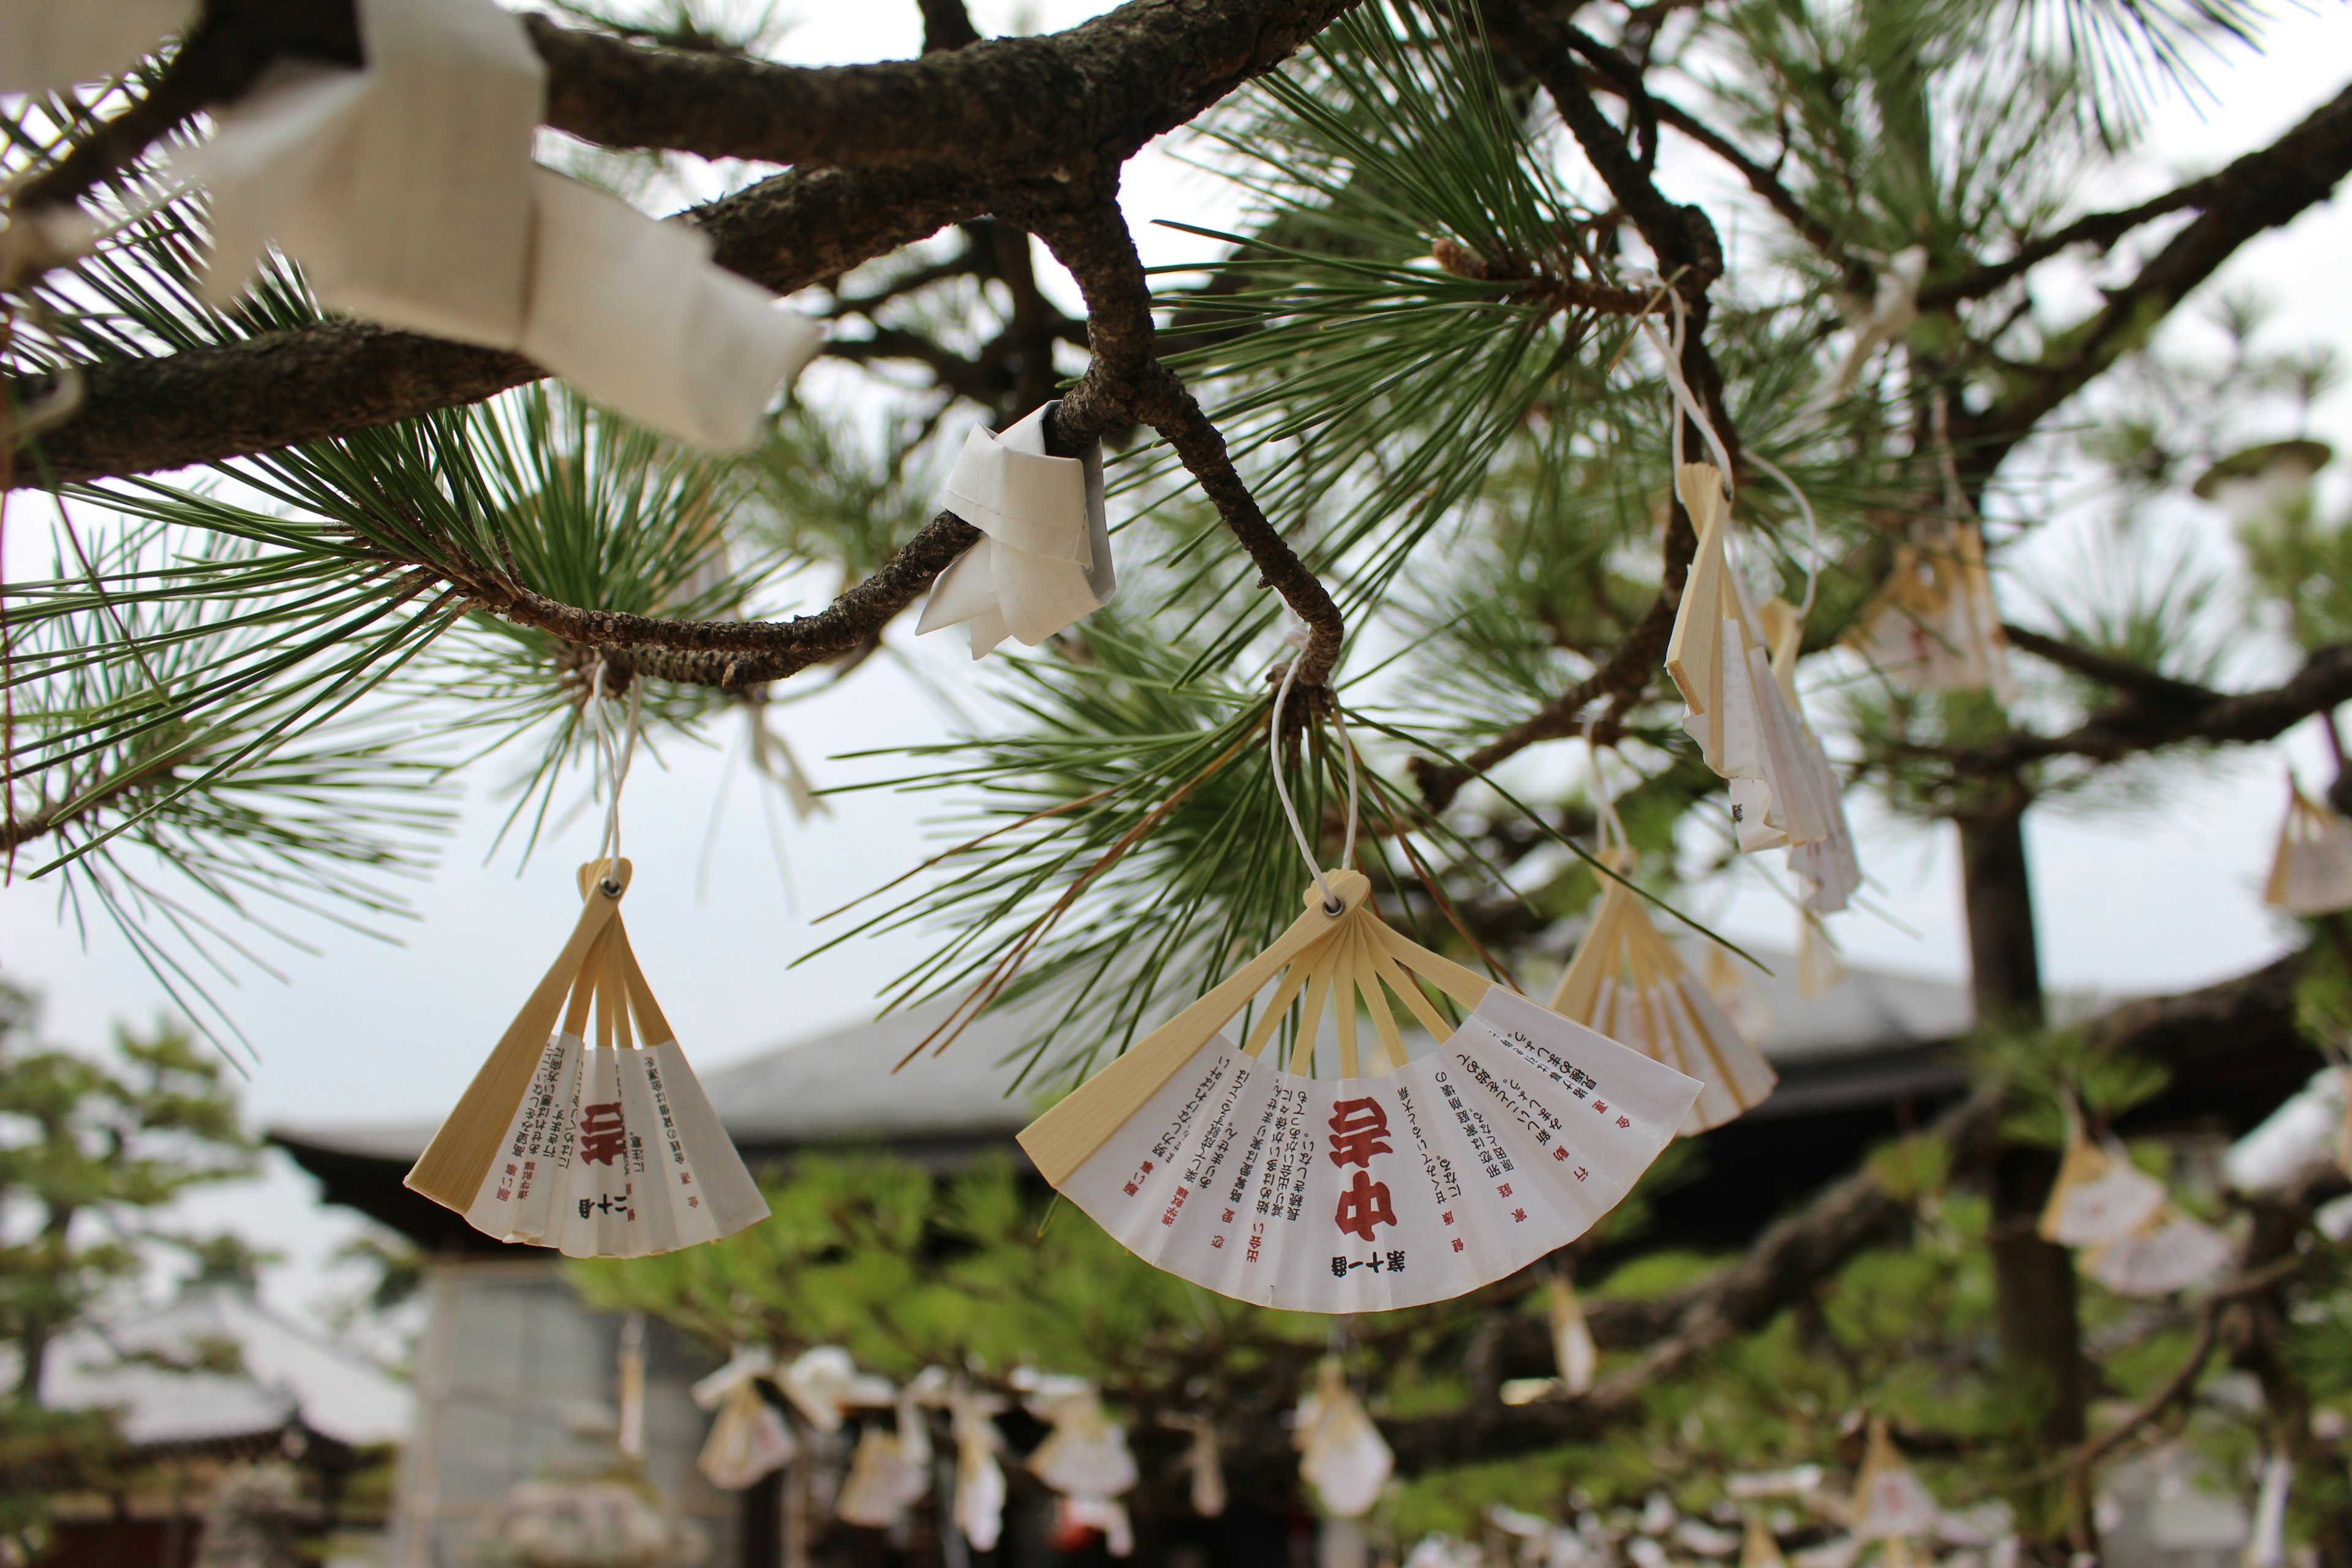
[
  {"left": 1327, "top": 1097, "right": 1393, "bottom": 1167},
  {"left": 577, "top": 1101, "right": 628, "bottom": 1165},
  {"left": 1333, "top": 1170, "right": 1396, "bottom": 1240}
]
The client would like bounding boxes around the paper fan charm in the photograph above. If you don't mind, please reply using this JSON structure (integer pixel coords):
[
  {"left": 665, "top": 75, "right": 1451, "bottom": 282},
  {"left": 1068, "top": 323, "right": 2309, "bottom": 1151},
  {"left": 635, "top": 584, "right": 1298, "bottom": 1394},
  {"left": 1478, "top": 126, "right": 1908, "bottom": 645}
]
[
  {"left": 1850, "top": 1419, "right": 1938, "bottom": 1539},
  {"left": 2264, "top": 780, "right": 2352, "bottom": 914},
  {"left": 918, "top": 400, "right": 1114, "bottom": 657},
  {"left": 1019, "top": 868, "right": 1700, "bottom": 1310},
  {"left": 2081, "top": 1203, "right": 2232, "bottom": 1296},
  {"left": 404, "top": 859, "right": 770, "bottom": 1256},
  {"left": 2038, "top": 1130, "right": 2166, "bottom": 1247},
  {"left": 1844, "top": 522, "right": 2018, "bottom": 706},
  {"left": 1552, "top": 857, "right": 1777, "bottom": 1135},
  {"left": 1295, "top": 1359, "right": 1393, "bottom": 1519}
]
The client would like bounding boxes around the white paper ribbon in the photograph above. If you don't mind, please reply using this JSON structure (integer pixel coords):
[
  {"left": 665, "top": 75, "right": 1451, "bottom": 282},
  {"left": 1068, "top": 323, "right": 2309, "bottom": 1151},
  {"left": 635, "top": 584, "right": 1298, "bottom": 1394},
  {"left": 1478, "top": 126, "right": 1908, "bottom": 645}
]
[
  {"left": 0, "top": 0, "right": 191, "bottom": 94},
  {"left": 918, "top": 401, "right": 1114, "bottom": 657},
  {"left": 175, "top": 0, "right": 820, "bottom": 451}
]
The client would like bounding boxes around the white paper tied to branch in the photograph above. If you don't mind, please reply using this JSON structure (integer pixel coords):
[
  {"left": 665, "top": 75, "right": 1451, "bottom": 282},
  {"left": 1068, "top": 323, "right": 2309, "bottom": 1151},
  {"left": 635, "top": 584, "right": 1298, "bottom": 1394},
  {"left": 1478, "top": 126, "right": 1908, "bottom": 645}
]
[
  {"left": 919, "top": 400, "right": 1114, "bottom": 657},
  {"left": 1296, "top": 1359, "right": 1393, "bottom": 1519},
  {"left": 1025, "top": 1379, "right": 1138, "bottom": 1502},
  {"left": 0, "top": 0, "right": 191, "bottom": 94},
  {"left": 950, "top": 1387, "right": 1011, "bottom": 1551},
  {"left": 1850, "top": 1420, "right": 1939, "bottom": 1541},
  {"left": 693, "top": 1350, "right": 796, "bottom": 1491},
  {"left": 2081, "top": 1202, "right": 2232, "bottom": 1297},
  {"left": 2038, "top": 1130, "right": 2167, "bottom": 1248},
  {"left": 1548, "top": 1275, "right": 1598, "bottom": 1395},
  {"left": 778, "top": 1345, "right": 894, "bottom": 1433},
  {"left": 175, "top": 0, "right": 820, "bottom": 451}
]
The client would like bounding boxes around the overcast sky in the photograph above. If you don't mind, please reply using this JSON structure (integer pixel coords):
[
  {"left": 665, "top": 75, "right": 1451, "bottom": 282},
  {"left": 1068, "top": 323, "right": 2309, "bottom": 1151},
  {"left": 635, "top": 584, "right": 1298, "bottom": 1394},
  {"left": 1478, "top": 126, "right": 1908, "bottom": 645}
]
[{"left": 7, "top": 0, "right": 2352, "bottom": 1332}]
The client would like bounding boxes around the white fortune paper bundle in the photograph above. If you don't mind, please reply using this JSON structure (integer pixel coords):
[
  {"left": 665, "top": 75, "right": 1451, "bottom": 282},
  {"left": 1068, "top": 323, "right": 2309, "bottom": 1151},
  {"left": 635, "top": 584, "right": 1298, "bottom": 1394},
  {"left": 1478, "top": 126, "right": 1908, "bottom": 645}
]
[
  {"left": 692, "top": 1350, "right": 795, "bottom": 1491},
  {"left": 172, "top": 0, "right": 821, "bottom": 452},
  {"left": 404, "top": 859, "right": 769, "bottom": 1256},
  {"left": 1551, "top": 851, "right": 1777, "bottom": 1134},
  {"left": 2264, "top": 780, "right": 2352, "bottom": 916},
  {"left": 2040, "top": 1126, "right": 2231, "bottom": 1297},
  {"left": 1850, "top": 1419, "right": 1939, "bottom": 1540},
  {"left": 1016, "top": 869, "right": 1702, "bottom": 1312},
  {"left": 1664, "top": 464, "right": 1861, "bottom": 916},
  {"left": 918, "top": 400, "right": 1115, "bottom": 657},
  {"left": 1295, "top": 1358, "right": 1393, "bottom": 1519}
]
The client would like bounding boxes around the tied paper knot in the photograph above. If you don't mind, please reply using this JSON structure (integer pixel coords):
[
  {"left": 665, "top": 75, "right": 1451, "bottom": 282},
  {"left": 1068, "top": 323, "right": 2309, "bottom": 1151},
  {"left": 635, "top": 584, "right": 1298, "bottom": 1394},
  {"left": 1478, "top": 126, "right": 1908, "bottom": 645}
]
[
  {"left": 918, "top": 401, "right": 1114, "bottom": 658},
  {"left": 169, "top": 0, "right": 821, "bottom": 451}
]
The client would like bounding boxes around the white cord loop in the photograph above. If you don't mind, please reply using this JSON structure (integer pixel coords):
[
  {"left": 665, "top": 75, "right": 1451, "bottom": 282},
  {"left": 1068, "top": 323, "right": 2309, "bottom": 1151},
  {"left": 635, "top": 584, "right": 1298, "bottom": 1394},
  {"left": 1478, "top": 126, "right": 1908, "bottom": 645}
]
[
  {"left": 1269, "top": 621, "right": 1359, "bottom": 915},
  {"left": 1633, "top": 282, "right": 1735, "bottom": 491},
  {"left": 1587, "top": 720, "right": 1627, "bottom": 861},
  {"left": 587, "top": 658, "right": 641, "bottom": 892},
  {"left": 1746, "top": 451, "right": 1823, "bottom": 619}
]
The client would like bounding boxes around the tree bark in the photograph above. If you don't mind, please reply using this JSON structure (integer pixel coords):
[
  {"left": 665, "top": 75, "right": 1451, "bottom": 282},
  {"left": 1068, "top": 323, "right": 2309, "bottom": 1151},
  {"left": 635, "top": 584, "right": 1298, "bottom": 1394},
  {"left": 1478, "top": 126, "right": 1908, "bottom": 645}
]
[{"left": 1960, "top": 796, "right": 2088, "bottom": 1553}]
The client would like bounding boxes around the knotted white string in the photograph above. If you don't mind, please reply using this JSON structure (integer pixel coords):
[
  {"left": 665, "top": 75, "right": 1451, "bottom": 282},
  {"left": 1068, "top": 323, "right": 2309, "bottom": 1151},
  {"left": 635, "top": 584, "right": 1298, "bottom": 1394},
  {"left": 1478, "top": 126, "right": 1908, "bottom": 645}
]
[
  {"left": 1269, "top": 623, "right": 1359, "bottom": 916},
  {"left": 587, "top": 659, "right": 641, "bottom": 891}
]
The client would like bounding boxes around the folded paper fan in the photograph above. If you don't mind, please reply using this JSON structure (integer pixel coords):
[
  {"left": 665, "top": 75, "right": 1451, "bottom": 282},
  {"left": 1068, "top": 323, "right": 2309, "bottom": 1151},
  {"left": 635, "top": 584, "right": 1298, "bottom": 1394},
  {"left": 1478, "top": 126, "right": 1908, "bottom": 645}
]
[
  {"left": 1296, "top": 1359, "right": 1393, "bottom": 1519},
  {"left": 2264, "top": 782, "right": 2352, "bottom": 915},
  {"left": 1017, "top": 870, "right": 1702, "bottom": 1311},
  {"left": 1548, "top": 1276, "right": 1598, "bottom": 1395},
  {"left": 1850, "top": 1419, "right": 1938, "bottom": 1540},
  {"left": 1845, "top": 523, "right": 2018, "bottom": 706},
  {"left": 404, "top": 860, "right": 769, "bottom": 1257},
  {"left": 1795, "top": 915, "right": 1845, "bottom": 1000},
  {"left": 1704, "top": 947, "right": 1776, "bottom": 1046},
  {"left": 1551, "top": 856, "right": 1777, "bottom": 1134},
  {"left": 918, "top": 400, "right": 1114, "bottom": 657},
  {"left": 2081, "top": 1203, "right": 2232, "bottom": 1297},
  {"left": 2038, "top": 1132, "right": 2166, "bottom": 1247},
  {"left": 0, "top": 0, "right": 189, "bottom": 92}
]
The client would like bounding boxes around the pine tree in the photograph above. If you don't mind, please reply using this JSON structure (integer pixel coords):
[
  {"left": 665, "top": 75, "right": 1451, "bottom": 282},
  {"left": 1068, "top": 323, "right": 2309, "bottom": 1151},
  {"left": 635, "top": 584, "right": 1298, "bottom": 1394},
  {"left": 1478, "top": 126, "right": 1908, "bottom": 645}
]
[{"left": 9, "top": 0, "right": 2352, "bottom": 1560}]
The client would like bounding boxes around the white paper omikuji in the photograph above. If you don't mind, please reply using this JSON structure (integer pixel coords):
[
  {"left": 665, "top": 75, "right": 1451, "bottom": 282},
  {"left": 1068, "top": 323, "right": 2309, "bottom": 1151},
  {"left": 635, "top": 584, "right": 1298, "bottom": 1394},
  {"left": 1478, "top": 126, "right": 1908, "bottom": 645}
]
[
  {"left": 2037, "top": 1135, "right": 2166, "bottom": 1248},
  {"left": 697, "top": 1381, "right": 796, "bottom": 1490},
  {"left": 918, "top": 401, "right": 1114, "bottom": 657},
  {"left": 1055, "top": 986, "right": 1698, "bottom": 1311},
  {"left": 183, "top": 0, "right": 543, "bottom": 347},
  {"left": 951, "top": 1390, "right": 1009, "bottom": 1551},
  {"left": 835, "top": 1424, "right": 929, "bottom": 1530},
  {"left": 1548, "top": 1278, "right": 1598, "bottom": 1395},
  {"left": 2082, "top": 1204, "right": 2233, "bottom": 1296},
  {"left": 1297, "top": 1360, "right": 1393, "bottom": 1519},
  {"left": 520, "top": 168, "right": 824, "bottom": 451},
  {"left": 778, "top": 1347, "right": 894, "bottom": 1434},
  {"left": 176, "top": 0, "right": 817, "bottom": 452},
  {"left": 1027, "top": 1382, "right": 1138, "bottom": 1502},
  {"left": 2264, "top": 782, "right": 2352, "bottom": 915},
  {"left": 0, "top": 0, "right": 189, "bottom": 92},
  {"left": 1850, "top": 1421, "right": 1939, "bottom": 1539}
]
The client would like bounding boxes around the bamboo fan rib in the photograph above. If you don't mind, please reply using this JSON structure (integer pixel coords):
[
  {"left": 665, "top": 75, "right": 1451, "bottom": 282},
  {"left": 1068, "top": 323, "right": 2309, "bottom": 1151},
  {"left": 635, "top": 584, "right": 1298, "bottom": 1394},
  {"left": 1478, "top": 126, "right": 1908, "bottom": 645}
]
[
  {"left": 1017, "top": 871, "right": 1701, "bottom": 1311},
  {"left": 1550, "top": 865, "right": 1776, "bottom": 1134},
  {"left": 405, "top": 860, "right": 768, "bottom": 1256},
  {"left": 2264, "top": 781, "right": 2352, "bottom": 915}
]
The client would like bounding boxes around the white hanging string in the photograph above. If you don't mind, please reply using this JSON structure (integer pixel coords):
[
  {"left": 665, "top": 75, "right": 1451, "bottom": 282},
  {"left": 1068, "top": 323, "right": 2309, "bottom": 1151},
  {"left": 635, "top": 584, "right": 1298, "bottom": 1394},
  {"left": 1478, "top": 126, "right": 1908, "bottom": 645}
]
[
  {"left": 1745, "top": 450, "right": 1823, "bottom": 618},
  {"left": 587, "top": 658, "right": 641, "bottom": 891},
  {"left": 1268, "top": 622, "right": 1359, "bottom": 916},
  {"left": 1632, "top": 283, "right": 1736, "bottom": 489},
  {"left": 1586, "top": 720, "right": 1627, "bottom": 860}
]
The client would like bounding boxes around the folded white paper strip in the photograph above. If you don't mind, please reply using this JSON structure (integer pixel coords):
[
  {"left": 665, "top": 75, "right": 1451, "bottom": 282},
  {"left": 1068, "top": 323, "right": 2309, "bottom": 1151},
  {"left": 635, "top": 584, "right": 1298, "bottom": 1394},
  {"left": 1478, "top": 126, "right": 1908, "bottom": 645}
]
[
  {"left": 1553, "top": 858, "right": 1777, "bottom": 1134},
  {"left": 697, "top": 1381, "right": 796, "bottom": 1490},
  {"left": 836, "top": 1419, "right": 929, "bottom": 1530},
  {"left": 2264, "top": 781, "right": 2352, "bottom": 915},
  {"left": 919, "top": 401, "right": 1114, "bottom": 657},
  {"left": 176, "top": 0, "right": 819, "bottom": 451},
  {"left": 1296, "top": 1359, "right": 1393, "bottom": 1519},
  {"left": 1020, "top": 871, "right": 1700, "bottom": 1311},
  {"left": 405, "top": 860, "right": 770, "bottom": 1256},
  {"left": 778, "top": 1346, "right": 894, "bottom": 1433},
  {"left": 1027, "top": 1381, "right": 1138, "bottom": 1502},
  {"left": 0, "top": 0, "right": 190, "bottom": 94},
  {"left": 951, "top": 1389, "right": 1010, "bottom": 1551},
  {"left": 2038, "top": 1133, "right": 2166, "bottom": 1247}
]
